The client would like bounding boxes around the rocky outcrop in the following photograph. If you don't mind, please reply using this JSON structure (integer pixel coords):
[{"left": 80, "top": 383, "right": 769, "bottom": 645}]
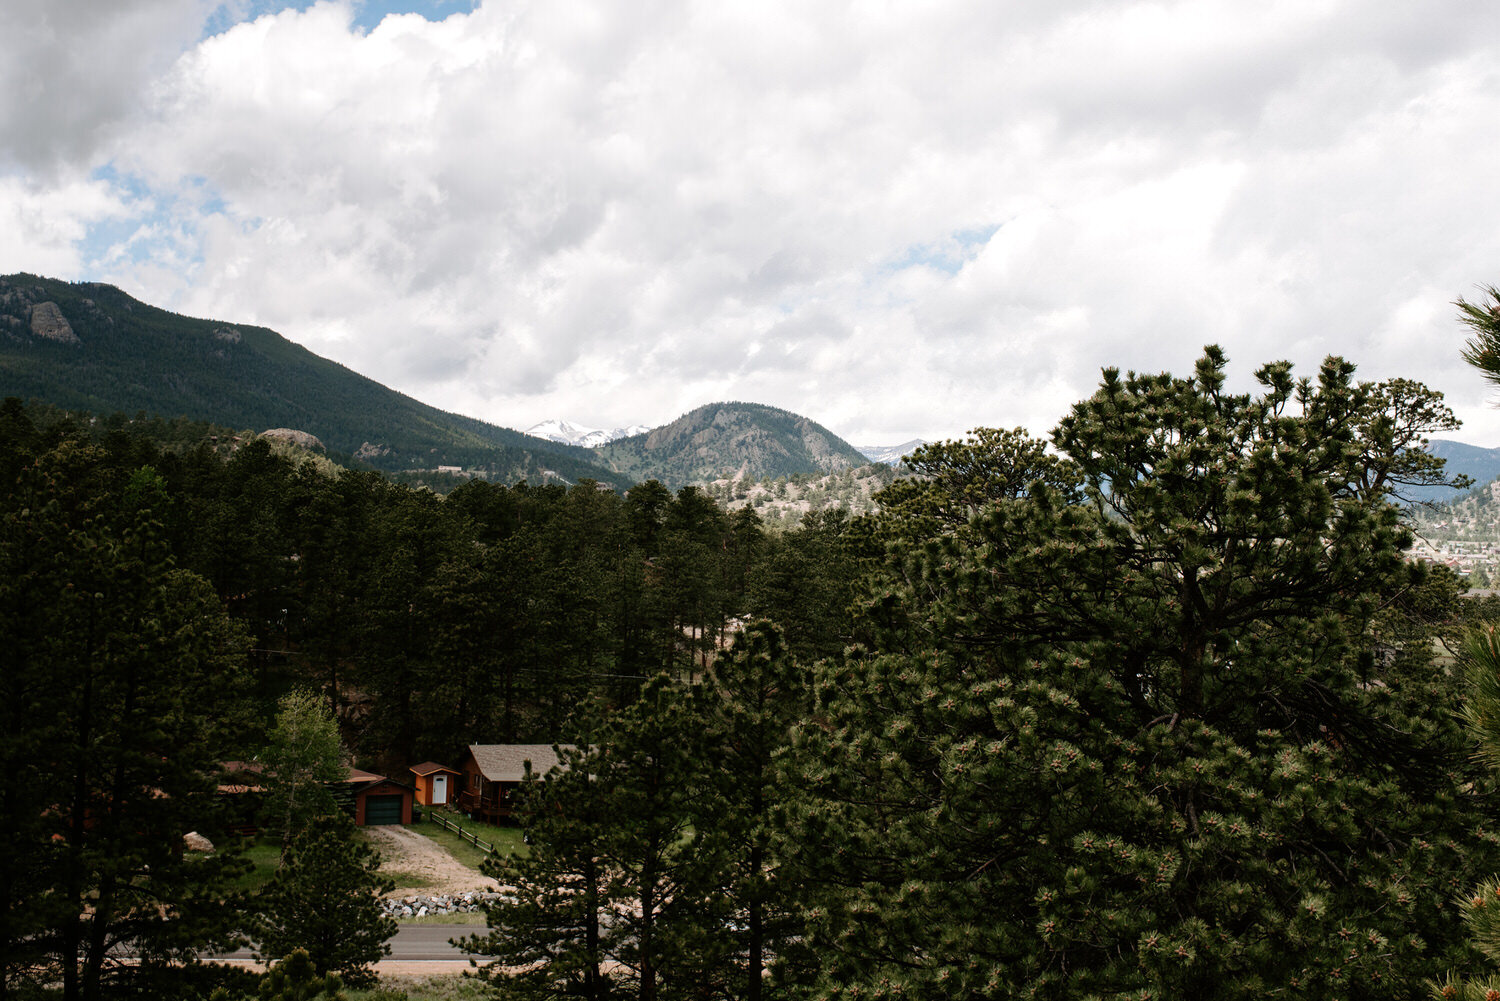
[
  {"left": 355, "top": 442, "right": 391, "bottom": 462},
  {"left": 212, "top": 327, "right": 241, "bottom": 343},
  {"left": 260, "top": 428, "right": 325, "bottom": 451},
  {"left": 29, "top": 302, "right": 78, "bottom": 344}
]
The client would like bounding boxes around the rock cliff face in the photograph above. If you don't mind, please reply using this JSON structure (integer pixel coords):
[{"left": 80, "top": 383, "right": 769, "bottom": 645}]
[
  {"left": 355, "top": 442, "right": 391, "bottom": 462},
  {"left": 29, "top": 302, "right": 79, "bottom": 344},
  {"left": 0, "top": 279, "right": 82, "bottom": 345}
]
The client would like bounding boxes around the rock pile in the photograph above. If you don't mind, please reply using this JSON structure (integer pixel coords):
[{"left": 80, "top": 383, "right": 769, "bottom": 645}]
[{"left": 381, "top": 891, "right": 502, "bottom": 919}]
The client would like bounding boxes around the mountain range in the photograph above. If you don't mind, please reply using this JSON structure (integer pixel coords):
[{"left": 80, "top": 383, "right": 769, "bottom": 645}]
[
  {"left": 1417, "top": 440, "right": 1500, "bottom": 504},
  {"left": 525, "top": 418, "right": 654, "bottom": 448},
  {"left": 0, "top": 273, "right": 899, "bottom": 490},
  {"left": 16, "top": 271, "right": 1482, "bottom": 499},
  {"left": 856, "top": 439, "right": 927, "bottom": 465},
  {"left": 530, "top": 416, "right": 924, "bottom": 468}
]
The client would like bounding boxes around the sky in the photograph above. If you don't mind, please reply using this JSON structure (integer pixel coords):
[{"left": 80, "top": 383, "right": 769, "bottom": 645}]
[{"left": 3, "top": 1, "right": 1500, "bottom": 446}]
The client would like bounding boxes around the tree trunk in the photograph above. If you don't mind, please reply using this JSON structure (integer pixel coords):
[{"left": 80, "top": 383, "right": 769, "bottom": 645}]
[{"left": 584, "top": 855, "right": 605, "bottom": 1001}]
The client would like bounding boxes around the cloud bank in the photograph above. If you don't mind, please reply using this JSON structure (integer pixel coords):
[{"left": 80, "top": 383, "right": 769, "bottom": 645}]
[{"left": 3, "top": 0, "right": 1500, "bottom": 444}]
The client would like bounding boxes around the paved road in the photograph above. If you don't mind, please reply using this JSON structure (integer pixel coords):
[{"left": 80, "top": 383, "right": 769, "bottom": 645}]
[{"left": 211, "top": 922, "right": 490, "bottom": 962}]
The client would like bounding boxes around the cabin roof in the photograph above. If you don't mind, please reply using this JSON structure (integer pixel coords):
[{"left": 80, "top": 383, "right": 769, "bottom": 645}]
[
  {"left": 409, "top": 761, "right": 460, "bottom": 777},
  {"left": 467, "top": 744, "right": 571, "bottom": 783}
]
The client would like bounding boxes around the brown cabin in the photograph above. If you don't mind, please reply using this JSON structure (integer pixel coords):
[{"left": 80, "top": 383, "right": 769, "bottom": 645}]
[
  {"left": 409, "top": 761, "right": 462, "bottom": 807},
  {"left": 457, "top": 744, "right": 570, "bottom": 823},
  {"left": 344, "top": 767, "right": 414, "bottom": 826},
  {"left": 215, "top": 760, "right": 268, "bottom": 835}
]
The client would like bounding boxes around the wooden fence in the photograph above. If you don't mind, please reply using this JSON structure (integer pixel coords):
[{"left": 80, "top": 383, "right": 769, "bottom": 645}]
[{"left": 429, "top": 811, "right": 494, "bottom": 854}]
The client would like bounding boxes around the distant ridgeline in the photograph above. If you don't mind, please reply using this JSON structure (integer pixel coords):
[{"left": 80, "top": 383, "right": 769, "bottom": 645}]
[
  {"left": 0, "top": 274, "right": 883, "bottom": 493},
  {"left": 1413, "top": 440, "right": 1500, "bottom": 504}
]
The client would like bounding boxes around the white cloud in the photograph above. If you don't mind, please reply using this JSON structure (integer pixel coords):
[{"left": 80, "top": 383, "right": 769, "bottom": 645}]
[
  {"left": 5, "top": 0, "right": 1500, "bottom": 445},
  {"left": 0, "top": 174, "right": 133, "bottom": 277}
]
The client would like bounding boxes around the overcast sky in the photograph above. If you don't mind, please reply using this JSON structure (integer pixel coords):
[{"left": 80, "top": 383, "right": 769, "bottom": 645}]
[{"left": 3, "top": 0, "right": 1500, "bottom": 446}]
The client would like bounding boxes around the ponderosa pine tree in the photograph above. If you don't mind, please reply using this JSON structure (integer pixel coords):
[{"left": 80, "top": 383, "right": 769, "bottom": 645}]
[
  {"left": 0, "top": 448, "right": 252, "bottom": 1000},
  {"left": 788, "top": 348, "right": 1494, "bottom": 999},
  {"left": 468, "top": 678, "right": 727, "bottom": 1001},
  {"left": 463, "top": 726, "right": 618, "bottom": 1001},
  {"left": 870, "top": 426, "right": 1080, "bottom": 539},
  {"left": 746, "top": 509, "right": 862, "bottom": 662},
  {"left": 1458, "top": 284, "right": 1500, "bottom": 388},
  {"left": 1427, "top": 625, "right": 1500, "bottom": 1001},
  {"left": 699, "top": 621, "right": 815, "bottom": 1000},
  {"left": 252, "top": 816, "right": 395, "bottom": 988}
]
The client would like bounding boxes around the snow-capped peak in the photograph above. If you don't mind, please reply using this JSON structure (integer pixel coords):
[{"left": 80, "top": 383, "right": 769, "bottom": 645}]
[
  {"left": 525, "top": 419, "right": 653, "bottom": 448},
  {"left": 526, "top": 419, "right": 600, "bottom": 444},
  {"left": 857, "top": 440, "right": 928, "bottom": 465}
]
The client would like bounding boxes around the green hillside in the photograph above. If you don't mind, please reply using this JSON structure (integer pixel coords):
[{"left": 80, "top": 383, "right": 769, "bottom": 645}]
[
  {"left": 0, "top": 273, "right": 617, "bottom": 484},
  {"left": 593, "top": 401, "right": 872, "bottom": 489}
]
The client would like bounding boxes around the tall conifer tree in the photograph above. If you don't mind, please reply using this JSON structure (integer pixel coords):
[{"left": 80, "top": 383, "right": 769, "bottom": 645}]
[
  {"left": 790, "top": 349, "right": 1492, "bottom": 998},
  {"left": 700, "top": 621, "right": 814, "bottom": 1000},
  {"left": 468, "top": 678, "right": 726, "bottom": 1001},
  {"left": 252, "top": 817, "right": 396, "bottom": 988},
  {"left": 1430, "top": 626, "right": 1500, "bottom": 1000},
  {"left": 0, "top": 449, "right": 251, "bottom": 1000}
]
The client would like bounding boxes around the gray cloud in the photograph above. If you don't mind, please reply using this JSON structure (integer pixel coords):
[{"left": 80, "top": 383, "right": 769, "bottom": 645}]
[{"left": 0, "top": 0, "right": 212, "bottom": 172}]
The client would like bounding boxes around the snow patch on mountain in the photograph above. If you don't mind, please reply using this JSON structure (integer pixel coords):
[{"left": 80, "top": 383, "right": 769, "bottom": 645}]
[
  {"left": 526, "top": 419, "right": 654, "bottom": 448},
  {"left": 857, "top": 440, "right": 927, "bottom": 466}
]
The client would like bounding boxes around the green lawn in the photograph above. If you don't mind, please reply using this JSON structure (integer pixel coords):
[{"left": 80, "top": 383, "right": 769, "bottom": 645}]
[
  {"left": 400, "top": 911, "right": 491, "bottom": 925},
  {"left": 416, "top": 810, "right": 527, "bottom": 871},
  {"left": 227, "top": 838, "right": 284, "bottom": 894},
  {"left": 376, "top": 867, "right": 440, "bottom": 890}
]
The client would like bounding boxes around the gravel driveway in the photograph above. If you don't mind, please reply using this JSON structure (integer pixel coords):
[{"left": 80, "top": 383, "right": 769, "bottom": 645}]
[{"left": 364, "top": 825, "right": 499, "bottom": 897}]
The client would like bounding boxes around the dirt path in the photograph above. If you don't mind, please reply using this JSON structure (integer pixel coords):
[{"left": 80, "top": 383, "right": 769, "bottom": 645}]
[{"left": 364, "top": 825, "right": 498, "bottom": 897}]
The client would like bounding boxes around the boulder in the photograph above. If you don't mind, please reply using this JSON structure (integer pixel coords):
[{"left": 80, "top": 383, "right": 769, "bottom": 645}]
[
  {"left": 260, "top": 428, "right": 325, "bottom": 451},
  {"left": 183, "top": 831, "right": 214, "bottom": 853}
]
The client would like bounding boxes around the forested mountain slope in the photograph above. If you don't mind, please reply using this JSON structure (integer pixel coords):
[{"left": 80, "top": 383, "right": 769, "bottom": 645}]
[
  {"left": 0, "top": 274, "right": 886, "bottom": 490},
  {"left": 593, "top": 401, "right": 871, "bottom": 489},
  {"left": 0, "top": 273, "right": 615, "bottom": 483},
  {"left": 1420, "top": 439, "right": 1500, "bottom": 503}
]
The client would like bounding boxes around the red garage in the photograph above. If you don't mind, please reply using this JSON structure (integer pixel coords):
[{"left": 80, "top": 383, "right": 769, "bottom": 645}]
[{"left": 345, "top": 768, "right": 414, "bottom": 826}]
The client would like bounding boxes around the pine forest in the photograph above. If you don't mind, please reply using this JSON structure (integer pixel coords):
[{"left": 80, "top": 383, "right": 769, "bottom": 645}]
[{"left": 13, "top": 317, "right": 1500, "bottom": 1000}]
